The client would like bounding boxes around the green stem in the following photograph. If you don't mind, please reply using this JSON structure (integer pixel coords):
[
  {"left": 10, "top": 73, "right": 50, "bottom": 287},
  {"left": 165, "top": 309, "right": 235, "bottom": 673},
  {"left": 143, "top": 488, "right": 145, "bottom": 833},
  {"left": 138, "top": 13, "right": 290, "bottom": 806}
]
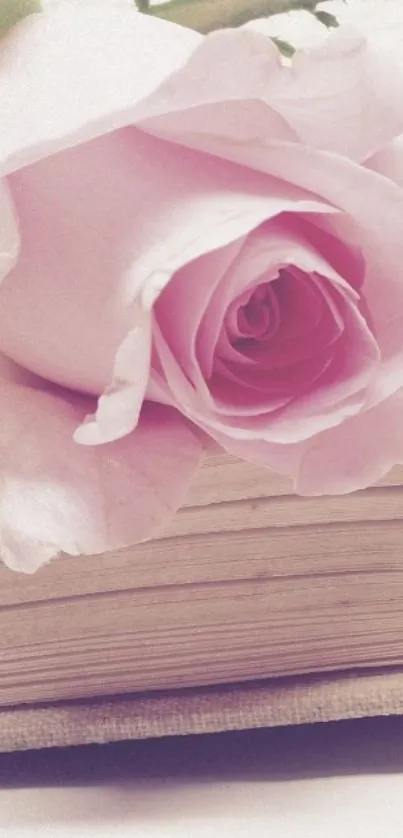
[{"left": 146, "top": 0, "right": 325, "bottom": 33}]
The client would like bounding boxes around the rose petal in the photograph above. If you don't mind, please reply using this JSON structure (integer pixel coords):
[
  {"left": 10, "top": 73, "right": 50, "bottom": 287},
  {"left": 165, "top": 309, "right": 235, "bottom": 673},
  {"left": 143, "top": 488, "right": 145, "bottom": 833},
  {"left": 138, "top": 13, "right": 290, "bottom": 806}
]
[
  {"left": 0, "top": 361, "right": 203, "bottom": 573},
  {"left": 322, "top": 0, "right": 403, "bottom": 64},
  {"left": 0, "top": 2, "right": 201, "bottom": 175},
  {"left": 251, "top": 287, "right": 378, "bottom": 443},
  {"left": 363, "top": 316, "right": 403, "bottom": 409},
  {"left": 136, "top": 28, "right": 295, "bottom": 146},
  {"left": 209, "top": 428, "right": 304, "bottom": 479},
  {"left": 368, "top": 135, "right": 403, "bottom": 187},
  {"left": 217, "top": 388, "right": 403, "bottom": 496},
  {"left": 155, "top": 237, "right": 245, "bottom": 388},
  {"left": 0, "top": 178, "right": 19, "bottom": 284},
  {"left": 271, "top": 26, "right": 403, "bottom": 161},
  {"left": 137, "top": 26, "right": 403, "bottom": 162},
  {"left": 2, "top": 131, "right": 145, "bottom": 396},
  {"left": 74, "top": 313, "right": 152, "bottom": 446},
  {"left": 296, "top": 390, "right": 403, "bottom": 495}
]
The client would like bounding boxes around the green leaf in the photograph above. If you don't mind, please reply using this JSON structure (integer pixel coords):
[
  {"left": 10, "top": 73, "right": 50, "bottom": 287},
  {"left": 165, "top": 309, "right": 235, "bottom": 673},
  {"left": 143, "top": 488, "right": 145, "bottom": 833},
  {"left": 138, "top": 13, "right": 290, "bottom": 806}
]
[
  {"left": 314, "top": 9, "right": 340, "bottom": 27},
  {"left": 146, "top": 0, "right": 332, "bottom": 34},
  {"left": 271, "top": 36, "right": 296, "bottom": 58},
  {"left": 0, "top": 0, "right": 41, "bottom": 34}
]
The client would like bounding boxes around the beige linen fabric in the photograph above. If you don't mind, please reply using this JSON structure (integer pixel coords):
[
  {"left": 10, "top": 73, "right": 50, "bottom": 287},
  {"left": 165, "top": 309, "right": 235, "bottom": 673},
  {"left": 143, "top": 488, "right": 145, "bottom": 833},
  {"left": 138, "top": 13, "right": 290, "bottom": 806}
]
[{"left": 2, "top": 667, "right": 403, "bottom": 752}]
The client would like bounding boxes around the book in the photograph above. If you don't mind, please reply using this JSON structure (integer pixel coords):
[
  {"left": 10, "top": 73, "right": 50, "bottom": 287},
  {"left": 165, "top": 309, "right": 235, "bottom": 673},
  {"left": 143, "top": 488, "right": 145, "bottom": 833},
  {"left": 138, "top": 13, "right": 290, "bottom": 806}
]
[{"left": 2, "top": 454, "right": 403, "bottom": 712}]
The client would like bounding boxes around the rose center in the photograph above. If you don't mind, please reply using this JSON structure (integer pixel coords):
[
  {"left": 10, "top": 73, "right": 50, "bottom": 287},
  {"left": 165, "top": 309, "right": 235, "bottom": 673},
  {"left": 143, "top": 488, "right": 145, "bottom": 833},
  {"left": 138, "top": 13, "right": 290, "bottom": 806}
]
[
  {"left": 211, "top": 263, "right": 347, "bottom": 400},
  {"left": 225, "top": 277, "right": 281, "bottom": 352}
]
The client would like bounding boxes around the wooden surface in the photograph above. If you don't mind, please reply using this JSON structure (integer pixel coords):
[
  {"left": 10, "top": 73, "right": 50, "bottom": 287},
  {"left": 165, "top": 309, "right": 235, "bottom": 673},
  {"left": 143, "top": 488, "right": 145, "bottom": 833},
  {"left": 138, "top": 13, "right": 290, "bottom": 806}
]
[{"left": 2, "top": 456, "right": 403, "bottom": 707}]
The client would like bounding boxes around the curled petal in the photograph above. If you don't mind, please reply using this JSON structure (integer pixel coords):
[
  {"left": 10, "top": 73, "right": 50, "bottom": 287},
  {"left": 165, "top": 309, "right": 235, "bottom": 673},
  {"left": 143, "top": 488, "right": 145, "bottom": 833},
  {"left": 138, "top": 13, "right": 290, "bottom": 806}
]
[
  {"left": 74, "top": 314, "right": 152, "bottom": 445},
  {"left": 270, "top": 26, "right": 403, "bottom": 161},
  {"left": 368, "top": 135, "right": 403, "bottom": 187},
  {"left": 210, "top": 429, "right": 304, "bottom": 480},
  {"left": 211, "top": 391, "right": 403, "bottom": 498},
  {"left": 137, "top": 26, "right": 403, "bottom": 162},
  {"left": 296, "top": 391, "right": 403, "bottom": 495}
]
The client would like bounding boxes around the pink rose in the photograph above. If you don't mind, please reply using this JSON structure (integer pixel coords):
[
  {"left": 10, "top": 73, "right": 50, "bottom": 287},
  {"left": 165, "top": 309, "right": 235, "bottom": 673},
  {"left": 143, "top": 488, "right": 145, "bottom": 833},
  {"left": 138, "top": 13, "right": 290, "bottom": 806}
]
[
  {"left": 145, "top": 27, "right": 403, "bottom": 496},
  {"left": 2, "top": 3, "right": 403, "bottom": 570}
]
